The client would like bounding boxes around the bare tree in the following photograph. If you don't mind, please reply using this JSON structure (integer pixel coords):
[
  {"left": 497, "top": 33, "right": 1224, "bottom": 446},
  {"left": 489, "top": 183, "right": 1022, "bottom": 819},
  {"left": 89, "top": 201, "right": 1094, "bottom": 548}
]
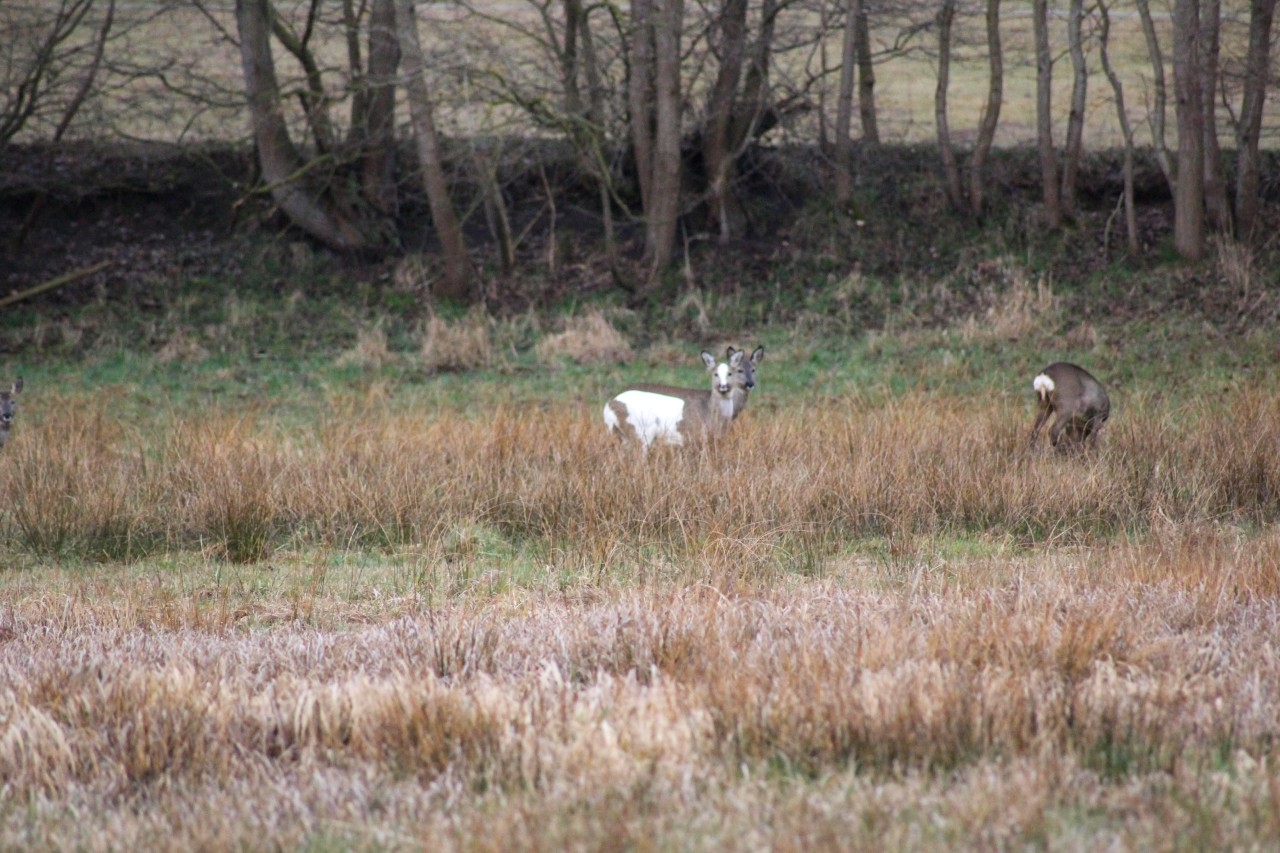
[
  {"left": 1, "top": 0, "right": 101, "bottom": 145},
  {"left": 394, "top": 0, "right": 472, "bottom": 299},
  {"left": 268, "top": 0, "right": 336, "bottom": 156},
  {"left": 704, "top": 0, "right": 749, "bottom": 241},
  {"left": 968, "top": 0, "right": 1002, "bottom": 217},
  {"left": 934, "top": 0, "right": 964, "bottom": 211},
  {"left": 629, "top": 0, "right": 684, "bottom": 272},
  {"left": 1135, "top": 0, "right": 1173, "bottom": 190},
  {"left": 701, "top": 0, "right": 779, "bottom": 242},
  {"left": 1061, "top": 0, "right": 1088, "bottom": 216},
  {"left": 728, "top": 0, "right": 778, "bottom": 166},
  {"left": 853, "top": 0, "right": 878, "bottom": 146},
  {"left": 629, "top": 0, "right": 657, "bottom": 219},
  {"left": 235, "top": 0, "right": 369, "bottom": 251},
  {"left": 6, "top": 0, "right": 117, "bottom": 251},
  {"left": 834, "top": 0, "right": 858, "bottom": 207},
  {"left": 649, "top": 0, "right": 684, "bottom": 271},
  {"left": 1098, "top": 0, "right": 1139, "bottom": 253},
  {"left": 1172, "top": 0, "right": 1206, "bottom": 259},
  {"left": 1033, "top": 0, "right": 1061, "bottom": 227},
  {"left": 357, "top": 0, "right": 399, "bottom": 215},
  {"left": 54, "top": 0, "right": 115, "bottom": 142},
  {"left": 1234, "top": 0, "right": 1277, "bottom": 239},
  {"left": 1199, "top": 0, "right": 1231, "bottom": 234},
  {"left": 568, "top": 0, "right": 621, "bottom": 263}
]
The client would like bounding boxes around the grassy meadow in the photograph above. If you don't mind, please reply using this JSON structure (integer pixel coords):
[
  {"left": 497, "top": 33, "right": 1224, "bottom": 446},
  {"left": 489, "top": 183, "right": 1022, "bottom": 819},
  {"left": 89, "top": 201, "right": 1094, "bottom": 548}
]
[{"left": 2, "top": 260, "right": 1280, "bottom": 850}]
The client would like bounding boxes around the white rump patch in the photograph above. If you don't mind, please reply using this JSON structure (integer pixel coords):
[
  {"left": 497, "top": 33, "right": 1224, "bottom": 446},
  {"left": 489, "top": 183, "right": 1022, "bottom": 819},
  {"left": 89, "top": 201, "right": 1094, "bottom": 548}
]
[
  {"left": 606, "top": 390, "right": 688, "bottom": 448},
  {"left": 1033, "top": 373, "right": 1055, "bottom": 399}
]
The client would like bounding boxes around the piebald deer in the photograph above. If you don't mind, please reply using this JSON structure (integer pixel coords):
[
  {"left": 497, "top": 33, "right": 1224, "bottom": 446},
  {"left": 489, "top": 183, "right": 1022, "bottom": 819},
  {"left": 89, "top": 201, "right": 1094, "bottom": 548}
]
[
  {"left": 0, "top": 378, "right": 23, "bottom": 450},
  {"left": 1030, "top": 362, "right": 1109, "bottom": 449},
  {"left": 625, "top": 345, "right": 764, "bottom": 420},
  {"left": 604, "top": 346, "right": 764, "bottom": 449}
]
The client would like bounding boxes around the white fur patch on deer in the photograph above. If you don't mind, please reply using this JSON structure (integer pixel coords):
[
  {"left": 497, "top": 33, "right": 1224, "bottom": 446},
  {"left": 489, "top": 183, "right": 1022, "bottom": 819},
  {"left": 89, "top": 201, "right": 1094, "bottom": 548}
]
[
  {"left": 604, "top": 350, "right": 751, "bottom": 450},
  {"left": 1030, "top": 362, "right": 1109, "bottom": 450},
  {"left": 0, "top": 377, "right": 22, "bottom": 450}
]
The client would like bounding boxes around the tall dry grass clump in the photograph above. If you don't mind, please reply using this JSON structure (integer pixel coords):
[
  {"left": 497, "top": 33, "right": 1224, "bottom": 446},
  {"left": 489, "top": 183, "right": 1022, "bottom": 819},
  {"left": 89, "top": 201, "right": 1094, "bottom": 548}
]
[
  {"left": 164, "top": 416, "right": 291, "bottom": 562},
  {"left": 961, "top": 259, "right": 1056, "bottom": 342},
  {"left": 2, "top": 387, "right": 1279, "bottom": 566},
  {"left": 1, "top": 396, "right": 163, "bottom": 560},
  {"left": 335, "top": 321, "right": 394, "bottom": 368},
  {"left": 534, "top": 309, "right": 632, "bottom": 364},
  {"left": 420, "top": 308, "right": 495, "bottom": 371}
]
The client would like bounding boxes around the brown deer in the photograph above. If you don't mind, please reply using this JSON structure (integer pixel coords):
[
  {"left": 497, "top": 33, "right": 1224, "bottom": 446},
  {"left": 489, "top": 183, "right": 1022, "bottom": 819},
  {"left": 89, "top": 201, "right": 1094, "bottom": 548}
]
[
  {"left": 1030, "top": 362, "right": 1109, "bottom": 449},
  {"left": 0, "top": 378, "right": 23, "bottom": 450}
]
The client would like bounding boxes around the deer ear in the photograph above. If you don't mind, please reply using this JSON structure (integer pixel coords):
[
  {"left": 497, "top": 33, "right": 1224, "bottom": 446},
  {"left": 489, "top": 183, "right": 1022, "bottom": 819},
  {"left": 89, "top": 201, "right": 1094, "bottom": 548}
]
[
  {"left": 728, "top": 349, "right": 744, "bottom": 367},
  {"left": 701, "top": 351, "right": 716, "bottom": 371},
  {"left": 726, "top": 346, "right": 739, "bottom": 359},
  {"left": 751, "top": 346, "right": 764, "bottom": 364},
  {"left": 11, "top": 378, "right": 21, "bottom": 394}
]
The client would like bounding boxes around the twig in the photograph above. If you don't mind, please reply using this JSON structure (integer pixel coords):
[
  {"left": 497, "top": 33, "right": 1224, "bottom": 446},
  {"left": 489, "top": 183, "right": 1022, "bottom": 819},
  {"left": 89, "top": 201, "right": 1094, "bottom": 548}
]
[{"left": 0, "top": 261, "right": 110, "bottom": 310}]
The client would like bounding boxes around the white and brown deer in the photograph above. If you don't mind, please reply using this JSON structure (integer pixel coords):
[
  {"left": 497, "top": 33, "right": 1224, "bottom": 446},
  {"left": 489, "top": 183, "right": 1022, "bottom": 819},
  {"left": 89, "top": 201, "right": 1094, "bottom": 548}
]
[
  {"left": 1030, "top": 362, "right": 1109, "bottom": 449},
  {"left": 0, "top": 377, "right": 23, "bottom": 450},
  {"left": 604, "top": 346, "right": 764, "bottom": 449}
]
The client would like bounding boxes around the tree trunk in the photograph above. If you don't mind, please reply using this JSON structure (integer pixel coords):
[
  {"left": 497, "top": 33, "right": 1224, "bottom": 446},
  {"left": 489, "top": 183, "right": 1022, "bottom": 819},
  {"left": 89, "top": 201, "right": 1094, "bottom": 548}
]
[
  {"left": 576, "top": 4, "right": 618, "bottom": 262},
  {"left": 834, "top": 0, "right": 858, "bottom": 207},
  {"left": 1172, "top": 0, "right": 1206, "bottom": 260},
  {"left": 361, "top": 0, "right": 398, "bottom": 215},
  {"left": 1033, "top": 0, "right": 1061, "bottom": 227},
  {"left": 715, "top": 0, "right": 777, "bottom": 240},
  {"left": 628, "top": 0, "right": 655, "bottom": 215},
  {"left": 646, "top": 0, "right": 683, "bottom": 272},
  {"left": 1136, "top": 0, "right": 1174, "bottom": 191},
  {"left": 729, "top": 0, "right": 777, "bottom": 151},
  {"left": 1099, "top": 0, "right": 1139, "bottom": 253},
  {"left": 234, "top": 0, "right": 368, "bottom": 251},
  {"left": 1199, "top": 0, "right": 1231, "bottom": 233},
  {"left": 853, "top": 0, "right": 878, "bottom": 146},
  {"left": 561, "top": 0, "right": 583, "bottom": 116},
  {"left": 269, "top": 1, "right": 336, "bottom": 155},
  {"left": 343, "top": 0, "right": 366, "bottom": 137},
  {"left": 935, "top": 0, "right": 963, "bottom": 211},
  {"left": 1234, "top": 0, "right": 1276, "bottom": 239},
  {"left": 969, "top": 0, "right": 1002, "bottom": 217},
  {"left": 703, "top": 0, "right": 748, "bottom": 242},
  {"left": 394, "top": 0, "right": 472, "bottom": 299},
  {"left": 1061, "top": 0, "right": 1087, "bottom": 216}
]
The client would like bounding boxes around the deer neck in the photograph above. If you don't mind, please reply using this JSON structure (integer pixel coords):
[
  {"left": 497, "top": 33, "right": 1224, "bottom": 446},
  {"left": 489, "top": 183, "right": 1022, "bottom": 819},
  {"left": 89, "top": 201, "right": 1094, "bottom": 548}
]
[{"left": 713, "top": 391, "right": 733, "bottom": 420}]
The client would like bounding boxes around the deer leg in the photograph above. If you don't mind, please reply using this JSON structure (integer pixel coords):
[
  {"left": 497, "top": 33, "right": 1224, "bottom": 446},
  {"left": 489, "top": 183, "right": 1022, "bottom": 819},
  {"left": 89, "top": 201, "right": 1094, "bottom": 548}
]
[
  {"left": 1048, "top": 411, "right": 1075, "bottom": 449},
  {"left": 1030, "top": 405, "right": 1053, "bottom": 445},
  {"left": 1082, "top": 413, "right": 1104, "bottom": 445}
]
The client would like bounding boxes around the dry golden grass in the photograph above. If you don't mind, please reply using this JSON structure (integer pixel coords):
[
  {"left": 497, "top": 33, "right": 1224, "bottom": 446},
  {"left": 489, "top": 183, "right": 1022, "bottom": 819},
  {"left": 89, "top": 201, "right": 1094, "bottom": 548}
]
[
  {"left": 336, "top": 322, "right": 395, "bottom": 369},
  {"left": 2, "top": 387, "right": 1279, "bottom": 848},
  {"left": 3, "top": 387, "right": 1280, "bottom": 563},
  {"left": 2, "top": 541, "right": 1279, "bottom": 849},
  {"left": 534, "top": 309, "right": 633, "bottom": 365},
  {"left": 961, "top": 260, "right": 1057, "bottom": 342},
  {"left": 420, "top": 309, "right": 496, "bottom": 372}
]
